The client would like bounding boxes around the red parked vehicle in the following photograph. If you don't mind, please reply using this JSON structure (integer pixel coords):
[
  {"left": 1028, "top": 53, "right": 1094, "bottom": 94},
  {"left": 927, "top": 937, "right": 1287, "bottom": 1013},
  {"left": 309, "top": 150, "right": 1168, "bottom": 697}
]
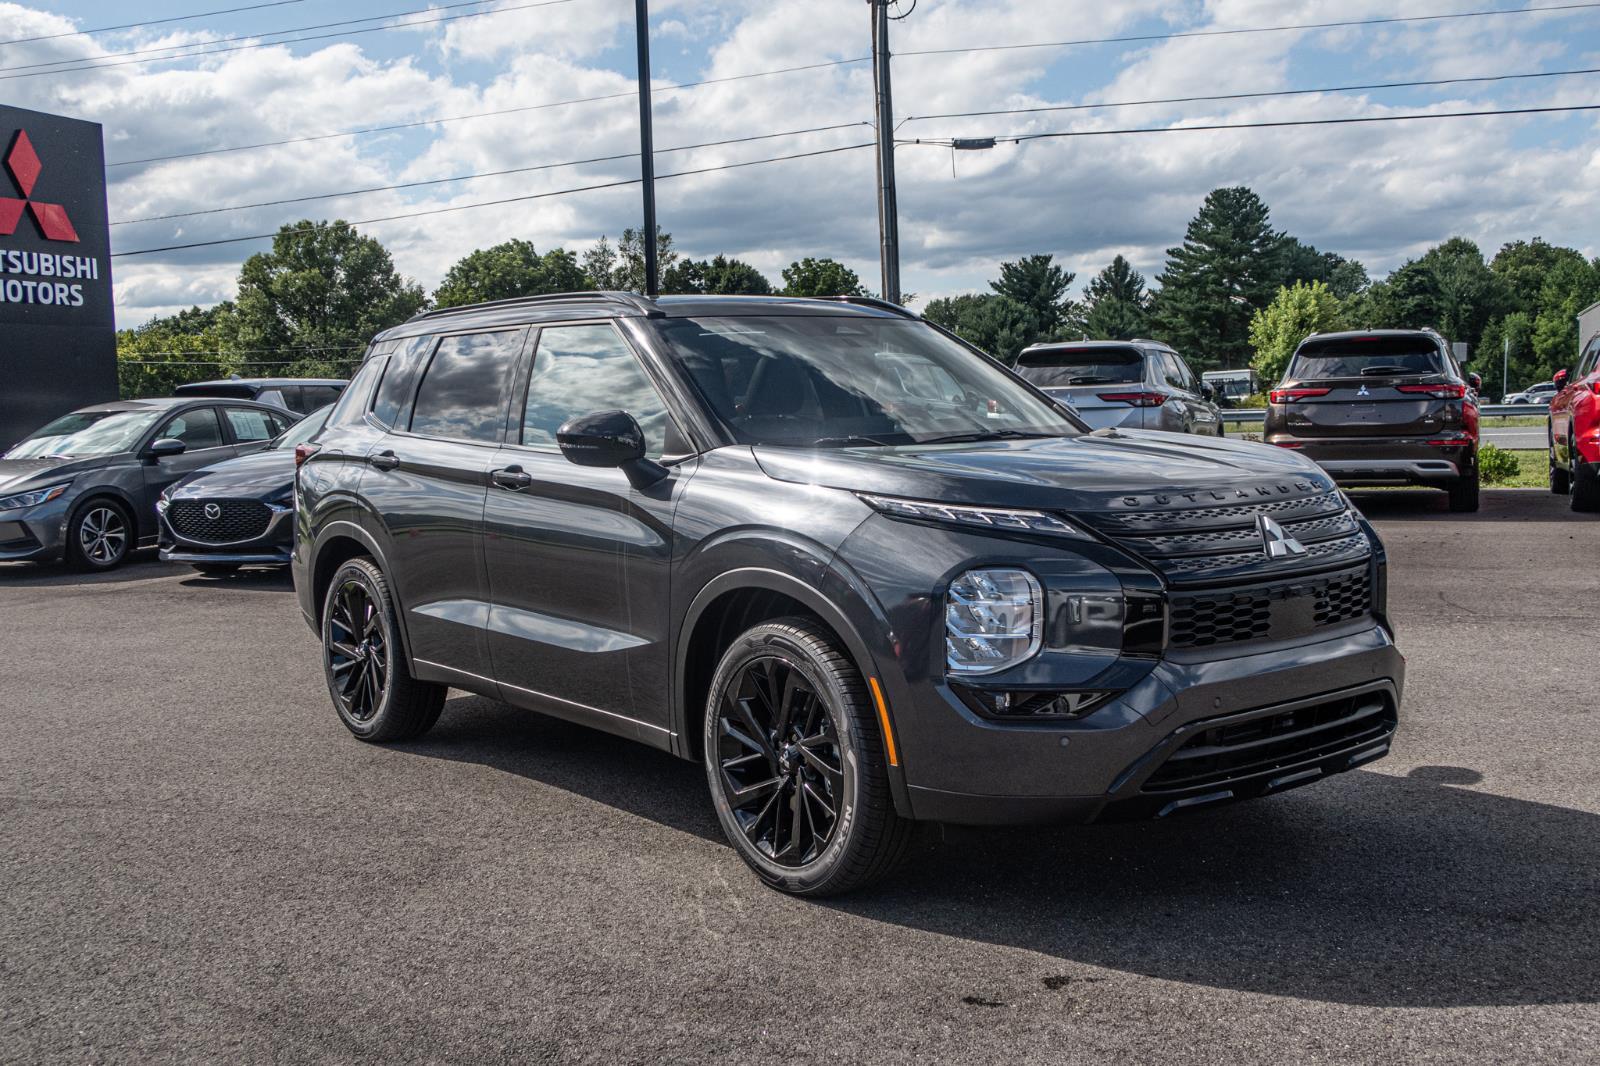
[{"left": 1549, "top": 331, "right": 1600, "bottom": 511}]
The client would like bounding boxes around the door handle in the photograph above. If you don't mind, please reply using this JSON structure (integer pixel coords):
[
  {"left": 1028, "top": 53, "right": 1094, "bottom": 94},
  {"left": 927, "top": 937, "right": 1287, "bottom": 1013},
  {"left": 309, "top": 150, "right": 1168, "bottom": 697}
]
[
  {"left": 369, "top": 450, "right": 400, "bottom": 471},
  {"left": 491, "top": 466, "right": 533, "bottom": 491}
]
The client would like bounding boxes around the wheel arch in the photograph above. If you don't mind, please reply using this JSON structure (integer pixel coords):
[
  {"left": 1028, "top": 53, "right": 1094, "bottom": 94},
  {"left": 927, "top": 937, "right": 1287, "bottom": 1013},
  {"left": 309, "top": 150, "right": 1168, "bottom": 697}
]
[
  {"left": 307, "top": 520, "right": 415, "bottom": 662},
  {"left": 66, "top": 488, "right": 141, "bottom": 552}
]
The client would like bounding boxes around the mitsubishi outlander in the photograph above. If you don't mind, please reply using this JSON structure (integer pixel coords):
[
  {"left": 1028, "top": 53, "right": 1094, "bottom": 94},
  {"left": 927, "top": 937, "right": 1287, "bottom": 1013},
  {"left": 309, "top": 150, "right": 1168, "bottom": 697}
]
[{"left": 293, "top": 293, "right": 1403, "bottom": 896}]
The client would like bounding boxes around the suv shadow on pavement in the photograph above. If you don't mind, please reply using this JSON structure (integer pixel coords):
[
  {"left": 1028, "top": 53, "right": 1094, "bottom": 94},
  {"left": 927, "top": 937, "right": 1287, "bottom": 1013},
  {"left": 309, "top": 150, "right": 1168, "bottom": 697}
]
[
  {"left": 409, "top": 694, "right": 1596, "bottom": 1010},
  {"left": 1351, "top": 488, "right": 1584, "bottom": 523},
  {"left": 0, "top": 552, "right": 178, "bottom": 586}
]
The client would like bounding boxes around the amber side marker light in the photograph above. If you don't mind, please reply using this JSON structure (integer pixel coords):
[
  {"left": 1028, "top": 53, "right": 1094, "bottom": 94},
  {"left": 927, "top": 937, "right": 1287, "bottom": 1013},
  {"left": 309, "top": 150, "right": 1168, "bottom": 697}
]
[{"left": 868, "top": 677, "right": 899, "bottom": 767}]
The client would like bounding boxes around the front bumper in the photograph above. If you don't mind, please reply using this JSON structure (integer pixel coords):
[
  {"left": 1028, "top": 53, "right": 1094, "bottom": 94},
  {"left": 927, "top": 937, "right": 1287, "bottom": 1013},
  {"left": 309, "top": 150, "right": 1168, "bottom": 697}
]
[
  {"left": 158, "top": 501, "right": 294, "bottom": 566},
  {"left": 897, "top": 624, "right": 1403, "bottom": 825},
  {"left": 0, "top": 496, "right": 74, "bottom": 562},
  {"left": 1269, "top": 437, "right": 1470, "bottom": 486}
]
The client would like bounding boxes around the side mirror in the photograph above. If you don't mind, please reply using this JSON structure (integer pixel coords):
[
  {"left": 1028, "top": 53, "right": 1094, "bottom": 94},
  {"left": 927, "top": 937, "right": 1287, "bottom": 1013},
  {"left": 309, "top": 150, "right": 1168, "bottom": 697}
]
[
  {"left": 1200, "top": 383, "right": 1217, "bottom": 402},
  {"left": 1468, "top": 372, "right": 1482, "bottom": 392},
  {"left": 1553, "top": 369, "right": 1570, "bottom": 391},
  {"left": 556, "top": 410, "right": 666, "bottom": 489},
  {"left": 146, "top": 437, "right": 187, "bottom": 460}
]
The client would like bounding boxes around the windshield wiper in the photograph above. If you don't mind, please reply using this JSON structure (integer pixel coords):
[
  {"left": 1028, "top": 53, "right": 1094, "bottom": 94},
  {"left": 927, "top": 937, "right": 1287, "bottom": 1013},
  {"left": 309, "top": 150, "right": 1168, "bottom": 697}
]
[
  {"left": 917, "top": 429, "right": 1058, "bottom": 445},
  {"left": 1358, "top": 365, "right": 1414, "bottom": 376},
  {"left": 810, "top": 434, "right": 902, "bottom": 448}
]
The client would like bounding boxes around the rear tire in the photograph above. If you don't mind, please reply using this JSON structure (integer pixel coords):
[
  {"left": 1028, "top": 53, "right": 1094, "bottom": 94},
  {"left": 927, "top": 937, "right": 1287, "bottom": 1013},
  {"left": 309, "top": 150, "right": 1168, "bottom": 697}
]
[
  {"left": 703, "top": 617, "right": 913, "bottom": 897},
  {"left": 321, "top": 557, "right": 446, "bottom": 742},
  {"left": 1447, "top": 470, "right": 1480, "bottom": 513},
  {"left": 1550, "top": 442, "right": 1572, "bottom": 494}
]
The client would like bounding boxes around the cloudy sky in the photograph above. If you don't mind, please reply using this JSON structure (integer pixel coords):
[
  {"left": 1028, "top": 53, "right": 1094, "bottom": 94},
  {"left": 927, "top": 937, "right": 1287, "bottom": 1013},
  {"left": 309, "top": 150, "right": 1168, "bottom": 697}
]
[{"left": 5, "top": 0, "right": 1600, "bottom": 327}]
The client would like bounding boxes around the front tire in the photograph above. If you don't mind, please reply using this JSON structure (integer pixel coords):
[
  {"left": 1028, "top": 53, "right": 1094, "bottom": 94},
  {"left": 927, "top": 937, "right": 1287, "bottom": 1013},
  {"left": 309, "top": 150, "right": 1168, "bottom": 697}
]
[
  {"left": 66, "top": 498, "right": 131, "bottom": 571},
  {"left": 321, "top": 558, "right": 446, "bottom": 742},
  {"left": 704, "top": 618, "right": 912, "bottom": 897}
]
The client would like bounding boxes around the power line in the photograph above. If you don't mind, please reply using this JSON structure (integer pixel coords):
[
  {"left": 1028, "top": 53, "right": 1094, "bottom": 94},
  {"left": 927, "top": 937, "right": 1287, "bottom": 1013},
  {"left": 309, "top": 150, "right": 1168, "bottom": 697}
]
[
  {"left": 902, "top": 65, "right": 1600, "bottom": 124},
  {"left": 0, "top": 0, "right": 309, "bottom": 48},
  {"left": 895, "top": 3, "right": 1600, "bottom": 60},
  {"left": 900, "top": 103, "right": 1600, "bottom": 148},
  {"left": 104, "top": 56, "right": 867, "bottom": 168},
  {"left": 112, "top": 141, "right": 876, "bottom": 258},
  {"left": 110, "top": 121, "right": 871, "bottom": 225},
  {"left": 0, "top": 0, "right": 581, "bottom": 81}
]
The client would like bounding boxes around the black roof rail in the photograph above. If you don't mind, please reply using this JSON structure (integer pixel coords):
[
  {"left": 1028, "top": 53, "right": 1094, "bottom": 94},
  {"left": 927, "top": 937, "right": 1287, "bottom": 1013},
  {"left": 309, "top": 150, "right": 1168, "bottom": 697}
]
[
  {"left": 828, "top": 295, "right": 920, "bottom": 319},
  {"left": 409, "top": 290, "right": 664, "bottom": 322}
]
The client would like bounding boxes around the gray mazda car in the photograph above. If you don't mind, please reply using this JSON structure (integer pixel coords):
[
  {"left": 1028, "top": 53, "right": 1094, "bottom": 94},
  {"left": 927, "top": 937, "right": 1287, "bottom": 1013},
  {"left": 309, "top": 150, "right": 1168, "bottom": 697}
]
[{"left": 0, "top": 397, "right": 295, "bottom": 570}]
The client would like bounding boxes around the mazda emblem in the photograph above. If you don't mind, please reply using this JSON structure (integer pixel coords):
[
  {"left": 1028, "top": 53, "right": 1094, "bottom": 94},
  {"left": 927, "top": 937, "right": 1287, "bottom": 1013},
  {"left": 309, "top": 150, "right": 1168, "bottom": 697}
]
[
  {"left": 1258, "top": 515, "right": 1308, "bottom": 559},
  {"left": 203, "top": 503, "right": 221, "bottom": 521}
]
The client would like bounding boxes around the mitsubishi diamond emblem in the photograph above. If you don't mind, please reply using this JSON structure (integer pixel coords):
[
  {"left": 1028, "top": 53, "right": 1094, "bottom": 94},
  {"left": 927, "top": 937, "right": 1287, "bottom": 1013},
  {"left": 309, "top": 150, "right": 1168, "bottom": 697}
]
[
  {"left": 204, "top": 503, "right": 221, "bottom": 520},
  {"left": 1357, "top": 384, "right": 1371, "bottom": 397},
  {"left": 1258, "top": 515, "right": 1307, "bottom": 559}
]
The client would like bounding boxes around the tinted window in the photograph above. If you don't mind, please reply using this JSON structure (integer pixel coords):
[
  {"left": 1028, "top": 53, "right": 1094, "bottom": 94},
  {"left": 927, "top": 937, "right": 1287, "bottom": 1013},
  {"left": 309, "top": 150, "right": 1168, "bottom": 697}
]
[
  {"left": 160, "top": 407, "right": 225, "bottom": 449},
  {"left": 1289, "top": 337, "right": 1443, "bottom": 379},
  {"left": 371, "top": 337, "right": 432, "bottom": 428},
  {"left": 1015, "top": 347, "right": 1144, "bottom": 388},
  {"left": 522, "top": 324, "right": 672, "bottom": 456},
  {"left": 409, "top": 331, "right": 521, "bottom": 442},
  {"left": 1158, "top": 353, "right": 1188, "bottom": 390},
  {"left": 275, "top": 406, "right": 333, "bottom": 449},
  {"left": 224, "top": 407, "right": 280, "bottom": 442},
  {"left": 302, "top": 385, "right": 342, "bottom": 410},
  {"left": 660, "top": 316, "right": 1082, "bottom": 447},
  {"left": 327, "top": 356, "right": 386, "bottom": 429},
  {"left": 6, "top": 409, "right": 162, "bottom": 459},
  {"left": 255, "top": 389, "right": 289, "bottom": 410}
]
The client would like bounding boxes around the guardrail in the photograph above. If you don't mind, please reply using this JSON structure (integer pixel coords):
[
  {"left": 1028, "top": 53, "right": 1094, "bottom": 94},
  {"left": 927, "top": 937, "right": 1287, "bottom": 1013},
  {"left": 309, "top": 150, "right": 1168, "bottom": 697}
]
[{"left": 1221, "top": 403, "right": 1543, "bottom": 426}]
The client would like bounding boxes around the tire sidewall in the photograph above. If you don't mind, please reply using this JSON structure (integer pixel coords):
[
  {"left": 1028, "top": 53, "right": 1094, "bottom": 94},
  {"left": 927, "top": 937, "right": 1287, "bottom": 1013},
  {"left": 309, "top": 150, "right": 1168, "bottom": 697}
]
[
  {"left": 321, "top": 559, "right": 398, "bottom": 739},
  {"left": 703, "top": 626, "right": 865, "bottom": 894},
  {"left": 67, "top": 497, "right": 131, "bottom": 570}
]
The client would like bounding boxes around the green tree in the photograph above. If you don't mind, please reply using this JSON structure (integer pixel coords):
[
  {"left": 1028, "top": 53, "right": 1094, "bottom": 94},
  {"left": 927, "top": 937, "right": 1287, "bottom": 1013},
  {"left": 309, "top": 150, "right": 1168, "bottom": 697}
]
[
  {"left": 432, "top": 240, "right": 586, "bottom": 308},
  {"left": 1416, "top": 237, "right": 1502, "bottom": 354},
  {"left": 116, "top": 308, "right": 242, "bottom": 398},
  {"left": 780, "top": 257, "right": 867, "bottom": 298},
  {"left": 1080, "top": 255, "right": 1150, "bottom": 340},
  {"left": 663, "top": 254, "right": 773, "bottom": 295},
  {"left": 990, "top": 253, "right": 1077, "bottom": 337},
  {"left": 1152, "top": 186, "right": 1286, "bottom": 372},
  {"left": 581, "top": 236, "right": 618, "bottom": 290},
  {"left": 611, "top": 226, "right": 678, "bottom": 292},
  {"left": 923, "top": 293, "right": 1037, "bottom": 363},
  {"left": 232, "top": 220, "right": 425, "bottom": 365},
  {"left": 1477, "top": 311, "right": 1538, "bottom": 399},
  {"left": 1531, "top": 255, "right": 1600, "bottom": 379},
  {"left": 1248, "top": 281, "right": 1347, "bottom": 383},
  {"left": 1491, "top": 238, "right": 1588, "bottom": 314}
]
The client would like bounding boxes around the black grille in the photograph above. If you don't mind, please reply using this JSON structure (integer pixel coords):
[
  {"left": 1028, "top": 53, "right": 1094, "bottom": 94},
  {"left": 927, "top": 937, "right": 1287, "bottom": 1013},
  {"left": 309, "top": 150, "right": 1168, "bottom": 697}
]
[
  {"left": 168, "top": 499, "right": 272, "bottom": 544},
  {"left": 1078, "top": 490, "right": 1371, "bottom": 586},
  {"left": 1168, "top": 565, "right": 1371, "bottom": 649},
  {"left": 1140, "top": 691, "right": 1396, "bottom": 798}
]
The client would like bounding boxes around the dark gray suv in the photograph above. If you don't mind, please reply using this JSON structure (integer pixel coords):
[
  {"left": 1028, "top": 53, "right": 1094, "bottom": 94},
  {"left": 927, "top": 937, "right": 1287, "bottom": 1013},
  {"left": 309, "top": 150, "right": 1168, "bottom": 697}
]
[
  {"left": 1014, "top": 339, "right": 1223, "bottom": 435},
  {"left": 293, "top": 293, "right": 1403, "bottom": 896}
]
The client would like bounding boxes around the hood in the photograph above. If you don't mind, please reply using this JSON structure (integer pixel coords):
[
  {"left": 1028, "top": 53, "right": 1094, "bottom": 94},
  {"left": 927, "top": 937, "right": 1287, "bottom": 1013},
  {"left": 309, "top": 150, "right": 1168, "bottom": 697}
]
[
  {"left": 753, "top": 430, "right": 1335, "bottom": 518},
  {"left": 0, "top": 455, "right": 112, "bottom": 495},
  {"left": 166, "top": 447, "right": 295, "bottom": 500}
]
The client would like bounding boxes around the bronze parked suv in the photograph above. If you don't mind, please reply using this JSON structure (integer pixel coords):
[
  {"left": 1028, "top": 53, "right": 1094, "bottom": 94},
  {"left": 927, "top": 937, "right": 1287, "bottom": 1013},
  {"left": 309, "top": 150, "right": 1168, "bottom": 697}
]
[{"left": 1264, "top": 329, "right": 1480, "bottom": 512}]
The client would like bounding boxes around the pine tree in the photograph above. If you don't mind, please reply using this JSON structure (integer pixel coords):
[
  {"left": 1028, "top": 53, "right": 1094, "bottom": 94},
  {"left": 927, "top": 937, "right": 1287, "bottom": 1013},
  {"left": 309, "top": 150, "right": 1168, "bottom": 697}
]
[
  {"left": 1151, "top": 187, "right": 1284, "bottom": 371},
  {"left": 1081, "top": 255, "right": 1150, "bottom": 340},
  {"left": 989, "top": 254, "right": 1076, "bottom": 336}
]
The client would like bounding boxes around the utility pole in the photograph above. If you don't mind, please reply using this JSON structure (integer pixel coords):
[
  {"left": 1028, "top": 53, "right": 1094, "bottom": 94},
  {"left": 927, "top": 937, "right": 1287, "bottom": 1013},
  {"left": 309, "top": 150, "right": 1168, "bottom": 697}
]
[
  {"left": 634, "top": 0, "right": 658, "bottom": 296},
  {"left": 1503, "top": 333, "right": 1510, "bottom": 401},
  {"left": 870, "top": 0, "right": 901, "bottom": 305}
]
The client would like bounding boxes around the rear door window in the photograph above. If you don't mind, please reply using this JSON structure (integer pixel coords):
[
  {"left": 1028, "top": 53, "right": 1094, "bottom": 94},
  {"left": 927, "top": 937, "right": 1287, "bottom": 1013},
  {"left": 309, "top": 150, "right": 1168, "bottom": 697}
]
[
  {"left": 408, "top": 330, "right": 524, "bottom": 442},
  {"left": 158, "top": 407, "right": 225, "bottom": 450},
  {"left": 302, "top": 385, "right": 342, "bottom": 410},
  {"left": 223, "top": 407, "right": 280, "bottom": 443},
  {"left": 1014, "top": 347, "right": 1144, "bottom": 388}
]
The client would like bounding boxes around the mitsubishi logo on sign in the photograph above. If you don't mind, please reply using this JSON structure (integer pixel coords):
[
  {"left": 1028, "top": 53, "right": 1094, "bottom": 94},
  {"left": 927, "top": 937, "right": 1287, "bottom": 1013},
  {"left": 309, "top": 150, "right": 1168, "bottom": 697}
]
[
  {"left": 1, "top": 130, "right": 79, "bottom": 243},
  {"left": 1258, "top": 515, "right": 1308, "bottom": 560}
]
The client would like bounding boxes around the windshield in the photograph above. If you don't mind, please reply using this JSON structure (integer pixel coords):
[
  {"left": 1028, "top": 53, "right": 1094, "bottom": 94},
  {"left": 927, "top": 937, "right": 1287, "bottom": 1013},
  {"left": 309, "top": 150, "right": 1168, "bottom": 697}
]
[
  {"left": 1289, "top": 337, "right": 1443, "bottom": 380},
  {"left": 5, "top": 410, "right": 162, "bottom": 459},
  {"left": 656, "top": 315, "right": 1083, "bottom": 447},
  {"left": 272, "top": 405, "right": 332, "bottom": 450},
  {"left": 1015, "top": 347, "right": 1145, "bottom": 388}
]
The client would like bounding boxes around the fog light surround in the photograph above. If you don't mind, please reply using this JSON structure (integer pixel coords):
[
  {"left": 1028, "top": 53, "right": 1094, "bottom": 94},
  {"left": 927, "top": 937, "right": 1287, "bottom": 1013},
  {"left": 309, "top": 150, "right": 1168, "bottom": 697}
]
[
  {"left": 953, "top": 685, "right": 1114, "bottom": 721},
  {"left": 945, "top": 567, "right": 1043, "bottom": 675}
]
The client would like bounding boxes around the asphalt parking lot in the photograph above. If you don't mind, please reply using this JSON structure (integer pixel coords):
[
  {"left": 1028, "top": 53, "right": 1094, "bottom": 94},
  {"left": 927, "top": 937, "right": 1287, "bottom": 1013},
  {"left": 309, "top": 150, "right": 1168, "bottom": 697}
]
[{"left": 2, "top": 489, "right": 1596, "bottom": 1064}]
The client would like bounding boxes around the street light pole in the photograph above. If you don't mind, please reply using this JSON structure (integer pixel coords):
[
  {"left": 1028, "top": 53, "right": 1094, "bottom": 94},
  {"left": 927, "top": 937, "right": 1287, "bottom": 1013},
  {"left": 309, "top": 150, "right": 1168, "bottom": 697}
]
[
  {"left": 870, "top": 0, "right": 901, "bottom": 305},
  {"left": 634, "top": 0, "right": 658, "bottom": 296}
]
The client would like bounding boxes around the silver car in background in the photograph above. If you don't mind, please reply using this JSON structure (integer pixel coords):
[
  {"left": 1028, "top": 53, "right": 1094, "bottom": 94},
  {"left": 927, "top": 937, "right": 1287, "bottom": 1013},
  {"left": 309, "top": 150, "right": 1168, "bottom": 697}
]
[{"left": 1014, "top": 339, "right": 1223, "bottom": 435}]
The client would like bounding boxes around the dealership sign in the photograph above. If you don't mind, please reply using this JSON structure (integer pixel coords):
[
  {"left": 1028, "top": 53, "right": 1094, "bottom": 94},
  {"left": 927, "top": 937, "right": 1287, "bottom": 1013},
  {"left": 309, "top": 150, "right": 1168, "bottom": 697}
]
[{"left": 0, "top": 105, "right": 116, "bottom": 449}]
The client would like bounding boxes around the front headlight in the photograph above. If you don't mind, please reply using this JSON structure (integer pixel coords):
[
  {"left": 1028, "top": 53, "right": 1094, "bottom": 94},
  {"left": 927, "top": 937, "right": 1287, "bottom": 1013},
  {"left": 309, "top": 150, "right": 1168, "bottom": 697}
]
[
  {"left": 857, "top": 493, "right": 1092, "bottom": 539},
  {"left": 945, "top": 568, "right": 1043, "bottom": 675},
  {"left": 0, "top": 482, "right": 71, "bottom": 511}
]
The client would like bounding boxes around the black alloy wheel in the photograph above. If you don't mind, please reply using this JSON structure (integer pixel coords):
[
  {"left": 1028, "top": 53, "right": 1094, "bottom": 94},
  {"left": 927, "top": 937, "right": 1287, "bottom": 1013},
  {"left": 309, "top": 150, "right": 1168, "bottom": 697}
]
[
  {"left": 715, "top": 654, "right": 844, "bottom": 867},
  {"left": 320, "top": 557, "right": 446, "bottom": 742},
  {"left": 327, "top": 577, "right": 388, "bottom": 724},
  {"left": 68, "top": 500, "right": 130, "bottom": 571},
  {"left": 704, "top": 618, "right": 913, "bottom": 896}
]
